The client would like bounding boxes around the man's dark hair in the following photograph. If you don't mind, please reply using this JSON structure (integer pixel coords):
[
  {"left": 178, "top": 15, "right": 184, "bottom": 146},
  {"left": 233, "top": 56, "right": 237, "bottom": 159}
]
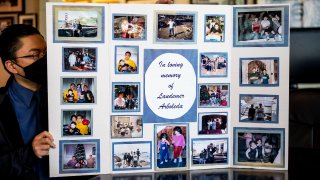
[
  {"left": 125, "top": 51, "right": 131, "bottom": 56},
  {"left": 0, "top": 24, "right": 41, "bottom": 67}
]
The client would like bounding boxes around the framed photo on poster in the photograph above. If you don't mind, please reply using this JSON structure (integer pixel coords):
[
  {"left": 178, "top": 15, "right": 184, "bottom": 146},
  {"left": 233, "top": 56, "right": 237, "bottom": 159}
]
[
  {"left": 53, "top": 5, "right": 104, "bottom": 43},
  {"left": 154, "top": 123, "right": 189, "bottom": 170},
  {"left": 111, "top": 115, "right": 143, "bottom": 139},
  {"left": 62, "top": 47, "right": 97, "bottom": 72},
  {"left": 61, "top": 109, "right": 93, "bottom": 137},
  {"left": 233, "top": 127, "right": 285, "bottom": 168},
  {"left": 112, "top": 141, "right": 152, "bottom": 171},
  {"left": 204, "top": 14, "right": 225, "bottom": 42},
  {"left": 155, "top": 11, "right": 197, "bottom": 43},
  {"left": 112, "top": 82, "right": 140, "bottom": 112},
  {"left": 59, "top": 139, "right": 100, "bottom": 174},
  {"left": 198, "top": 83, "right": 230, "bottom": 108},
  {"left": 240, "top": 57, "right": 279, "bottom": 86},
  {"left": 19, "top": 13, "right": 37, "bottom": 28},
  {"left": 199, "top": 52, "right": 228, "bottom": 78},
  {"left": 0, "top": 0, "right": 23, "bottom": 13},
  {"left": 239, "top": 94, "right": 279, "bottom": 123},
  {"left": 114, "top": 45, "right": 139, "bottom": 74},
  {"left": 191, "top": 138, "right": 228, "bottom": 166},
  {"left": 233, "top": 5, "right": 289, "bottom": 47},
  {"left": 112, "top": 14, "right": 147, "bottom": 40},
  {"left": 198, "top": 112, "right": 228, "bottom": 135}
]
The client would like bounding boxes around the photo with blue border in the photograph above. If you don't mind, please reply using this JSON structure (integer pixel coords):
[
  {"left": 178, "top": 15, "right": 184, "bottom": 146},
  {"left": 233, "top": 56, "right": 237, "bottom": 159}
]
[
  {"left": 233, "top": 127, "right": 285, "bottom": 168},
  {"left": 114, "top": 45, "right": 139, "bottom": 74},
  {"left": 198, "top": 83, "right": 230, "bottom": 108},
  {"left": 59, "top": 139, "right": 100, "bottom": 174},
  {"left": 239, "top": 94, "right": 279, "bottom": 123},
  {"left": 112, "top": 14, "right": 147, "bottom": 41},
  {"left": 61, "top": 109, "right": 93, "bottom": 137},
  {"left": 143, "top": 49, "right": 198, "bottom": 123},
  {"left": 155, "top": 11, "right": 197, "bottom": 43},
  {"left": 233, "top": 5, "right": 289, "bottom": 47},
  {"left": 110, "top": 115, "right": 143, "bottom": 139},
  {"left": 53, "top": 5, "right": 105, "bottom": 43},
  {"left": 198, "top": 112, "right": 228, "bottom": 135},
  {"left": 199, "top": 52, "right": 228, "bottom": 78},
  {"left": 204, "top": 14, "right": 225, "bottom": 42},
  {"left": 239, "top": 57, "right": 279, "bottom": 87},
  {"left": 154, "top": 123, "right": 189, "bottom": 171},
  {"left": 191, "top": 138, "right": 228, "bottom": 166},
  {"left": 112, "top": 82, "right": 140, "bottom": 112},
  {"left": 62, "top": 47, "right": 98, "bottom": 72},
  {"left": 112, "top": 141, "right": 152, "bottom": 171}
]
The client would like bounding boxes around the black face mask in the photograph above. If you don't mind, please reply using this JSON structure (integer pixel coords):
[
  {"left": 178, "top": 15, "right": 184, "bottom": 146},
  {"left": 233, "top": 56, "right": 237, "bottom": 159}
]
[{"left": 14, "top": 55, "right": 48, "bottom": 85}]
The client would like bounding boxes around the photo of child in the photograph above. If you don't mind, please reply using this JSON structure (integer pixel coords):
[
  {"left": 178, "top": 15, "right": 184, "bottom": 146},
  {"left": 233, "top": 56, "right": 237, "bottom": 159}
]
[
  {"left": 155, "top": 124, "right": 188, "bottom": 169},
  {"left": 62, "top": 110, "right": 92, "bottom": 136}
]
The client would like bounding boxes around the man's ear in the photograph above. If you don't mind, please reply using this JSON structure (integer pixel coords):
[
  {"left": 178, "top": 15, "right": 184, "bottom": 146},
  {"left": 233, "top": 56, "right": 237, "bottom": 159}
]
[{"left": 4, "top": 60, "right": 18, "bottom": 74}]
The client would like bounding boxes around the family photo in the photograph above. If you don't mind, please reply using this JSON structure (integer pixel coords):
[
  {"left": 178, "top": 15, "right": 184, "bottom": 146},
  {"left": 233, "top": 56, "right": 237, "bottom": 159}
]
[
  {"left": 200, "top": 52, "right": 227, "bottom": 77},
  {"left": 240, "top": 94, "right": 278, "bottom": 123},
  {"left": 205, "top": 15, "right": 225, "bottom": 42},
  {"left": 62, "top": 110, "right": 92, "bottom": 136},
  {"left": 113, "top": 83, "right": 139, "bottom": 111},
  {"left": 240, "top": 57, "right": 279, "bottom": 86},
  {"left": 192, "top": 138, "right": 228, "bottom": 166},
  {"left": 61, "top": 78, "right": 96, "bottom": 104},
  {"left": 115, "top": 46, "right": 138, "bottom": 74},
  {"left": 199, "top": 84, "right": 229, "bottom": 107},
  {"left": 156, "top": 12, "right": 195, "bottom": 42},
  {"left": 63, "top": 47, "right": 97, "bottom": 72},
  {"left": 198, "top": 112, "right": 228, "bottom": 135},
  {"left": 60, "top": 140, "right": 99, "bottom": 173},
  {"left": 111, "top": 116, "right": 143, "bottom": 138},
  {"left": 113, "top": 15, "right": 146, "bottom": 40},
  {"left": 112, "top": 142, "right": 151, "bottom": 170},
  {"left": 234, "top": 128, "right": 284, "bottom": 168},
  {"left": 155, "top": 124, "right": 188, "bottom": 169}
]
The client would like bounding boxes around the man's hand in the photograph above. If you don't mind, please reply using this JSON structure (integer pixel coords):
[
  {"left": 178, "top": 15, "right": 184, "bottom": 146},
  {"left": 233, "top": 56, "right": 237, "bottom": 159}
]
[{"left": 32, "top": 131, "right": 56, "bottom": 158}]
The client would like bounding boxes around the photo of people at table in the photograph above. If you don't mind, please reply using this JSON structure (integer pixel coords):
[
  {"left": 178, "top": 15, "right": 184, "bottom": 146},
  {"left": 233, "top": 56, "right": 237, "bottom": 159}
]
[
  {"left": 62, "top": 78, "right": 96, "bottom": 104},
  {"left": 113, "top": 83, "right": 139, "bottom": 111},
  {"left": 198, "top": 112, "right": 227, "bottom": 135},
  {"left": 61, "top": 141, "right": 98, "bottom": 172},
  {"left": 240, "top": 58, "right": 278, "bottom": 86},
  {"left": 236, "top": 131, "right": 282, "bottom": 165},
  {"left": 62, "top": 110, "right": 92, "bottom": 136},
  {"left": 240, "top": 95, "right": 278, "bottom": 123},
  {"left": 113, "top": 15, "right": 146, "bottom": 39},
  {"left": 200, "top": 52, "right": 227, "bottom": 77},
  {"left": 199, "top": 84, "right": 229, "bottom": 107},
  {"left": 63, "top": 47, "right": 96, "bottom": 72},
  {"left": 237, "top": 10, "right": 283, "bottom": 42},
  {"left": 205, "top": 15, "right": 225, "bottom": 42},
  {"left": 192, "top": 138, "right": 228, "bottom": 165},
  {"left": 111, "top": 116, "right": 143, "bottom": 138},
  {"left": 115, "top": 46, "right": 138, "bottom": 74}
]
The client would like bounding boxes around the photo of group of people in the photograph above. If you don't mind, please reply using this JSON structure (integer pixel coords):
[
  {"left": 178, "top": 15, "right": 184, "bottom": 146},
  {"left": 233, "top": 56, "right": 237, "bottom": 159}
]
[
  {"left": 60, "top": 140, "right": 99, "bottom": 173},
  {"left": 113, "top": 83, "right": 139, "bottom": 111},
  {"left": 113, "top": 142, "right": 151, "bottom": 170},
  {"left": 200, "top": 52, "right": 227, "bottom": 77},
  {"left": 62, "top": 110, "right": 92, "bottom": 136},
  {"left": 113, "top": 15, "right": 146, "bottom": 40},
  {"left": 234, "top": 128, "right": 284, "bottom": 168},
  {"left": 63, "top": 47, "right": 97, "bottom": 72},
  {"left": 111, "top": 116, "right": 143, "bottom": 138},
  {"left": 198, "top": 112, "right": 227, "bottom": 135},
  {"left": 62, "top": 78, "right": 96, "bottom": 104},
  {"left": 234, "top": 6, "right": 288, "bottom": 47},
  {"left": 192, "top": 138, "right": 228, "bottom": 165},
  {"left": 155, "top": 124, "right": 188, "bottom": 169},
  {"left": 205, "top": 15, "right": 225, "bottom": 42},
  {"left": 115, "top": 46, "right": 138, "bottom": 74},
  {"left": 157, "top": 13, "right": 195, "bottom": 42},
  {"left": 54, "top": 6, "right": 104, "bottom": 42},
  {"left": 199, "top": 84, "right": 229, "bottom": 107},
  {"left": 240, "top": 58, "right": 279, "bottom": 86},
  {"left": 240, "top": 95, "right": 278, "bottom": 123}
]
